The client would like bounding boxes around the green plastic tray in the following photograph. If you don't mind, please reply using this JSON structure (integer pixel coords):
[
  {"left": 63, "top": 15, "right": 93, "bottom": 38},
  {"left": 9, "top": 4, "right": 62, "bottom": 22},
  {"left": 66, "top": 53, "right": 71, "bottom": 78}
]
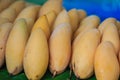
[{"left": 0, "top": 0, "right": 97, "bottom": 80}]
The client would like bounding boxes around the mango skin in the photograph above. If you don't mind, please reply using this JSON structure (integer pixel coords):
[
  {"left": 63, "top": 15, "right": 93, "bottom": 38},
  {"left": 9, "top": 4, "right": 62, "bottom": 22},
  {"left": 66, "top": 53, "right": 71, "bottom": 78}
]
[
  {"left": 0, "top": 0, "right": 14, "bottom": 12},
  {"left": 73, "top": 15, "right": 100, "bottom": 39},
  {"left": 39, "top": 0, "right": 62, "bottom": 16},
  {"left": 23, "top": 28, "right": 49, "bottom": 80},
  {"left": 52, "top": 10, "right": 70, "bottom": 31},
  {"left": 77, "top": 9, "right": 87, "bottom": 22},
  {"left": 94, "top": 41, "right": 119, "bottom": 80},
  {"left": 68, "top": 9, "right": 79, "bottom": 32},
  {"left": 72, "top": 29, "right": 101, "bottom": 79},
  {"left": 49, "top": 23, "right": 72, "bottom": 75},
  {"left": 102, "top": 23, "right": 119, "bottom": 55},
  {"left": 9, "top": 0, "right": 25, "bottom": 14},
  {"left": 0, "top": 23, "right": 13, "bottom": 68},
  {"left": 5, "top": 19, "right": 28, "bottom": 75},
  {"left": 15, "top": 5, "right": 40, "bottom": 33},
  {"left": 32, "top": 15, "right": 50, "bottom": 39},
  {"left": 98, "top": 17, "right": 117, "bottom": 34},
  {"left": 0, "top": 8, "right": 16, "bottom": 22}
]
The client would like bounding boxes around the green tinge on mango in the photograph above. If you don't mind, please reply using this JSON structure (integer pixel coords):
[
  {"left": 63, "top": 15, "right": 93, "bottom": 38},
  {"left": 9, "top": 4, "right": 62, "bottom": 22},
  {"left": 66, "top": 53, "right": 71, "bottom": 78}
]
[
  {"left": 5, "top": 19, "right": 28, "bottom": 75},
  {"left": 15, "top": 5, "right": 40, "bottom": 33}
]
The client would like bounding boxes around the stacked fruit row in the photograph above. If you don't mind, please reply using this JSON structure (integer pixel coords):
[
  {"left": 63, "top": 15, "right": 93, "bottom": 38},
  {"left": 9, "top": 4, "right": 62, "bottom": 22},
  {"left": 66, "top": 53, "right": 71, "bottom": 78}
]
[{"left": 0, "top": 0, "right": 120, "bottom": 80}]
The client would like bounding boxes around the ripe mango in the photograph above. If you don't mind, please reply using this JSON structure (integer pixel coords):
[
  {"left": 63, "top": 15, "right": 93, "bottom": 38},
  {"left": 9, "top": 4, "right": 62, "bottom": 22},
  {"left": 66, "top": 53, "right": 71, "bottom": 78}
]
[
  {"left": 0, "top": 8, "right": 16, "bottom": 22},
  {"left": 49, "top": 23, "right": 72, "bottom": 75},
  {"left": 9, "top": 0, "right": 25, "bottom": 14},
  {"left": 94, "top": 41, "right": 119, "bottom": 80},
  {"left": 32, "top": 15, "right": 50, "bottom": 39},
  {"left": 39, "top": 0, "right": 62, "bottom": 16},
  {"left": 15, "top": 5, "right": 40, "bottom": 33},
  {"left": 102, "top": 23, "right": 119, "bottom": 55},
  {"left": 77, "top": 9, "right": 87, "bottom": 22},
  {"left": 98, "top": 17, "right": 117, "bottom": 34},
  {"left": 0, "top": 17, "right": 9, "bottom": 25},
  {"left": 23, "top": 28, "right": 49, "bottom": 80},
  {"left": 52, "top": 10, "right": 70, "bottom": 31},
  {"left": 73, "top": 15, "right": 100, "bottom": 39},
  {"left": 46, "top": 11, "right": 57, "bottom": 31},
  {"left": 72, "top": 29, "right": 101, "bottom": 79},
  {"left": 68, "top": 9, "right": 79, "bottom": 32},
  {"left": 5, "top": 19, "right": 28, "bottom": 75},
  {"left": 0, "top": 23, "right": 13, "bottom": 68},
  {"left": 0, "top": 0, "right": 14, "bottom": 12}
]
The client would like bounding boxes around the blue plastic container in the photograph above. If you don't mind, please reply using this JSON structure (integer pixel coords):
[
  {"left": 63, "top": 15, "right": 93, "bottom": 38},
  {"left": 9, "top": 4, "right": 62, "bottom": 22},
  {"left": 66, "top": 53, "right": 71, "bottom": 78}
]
[{"left": 63, "top": 0, "right": 120, "bottom": 21}]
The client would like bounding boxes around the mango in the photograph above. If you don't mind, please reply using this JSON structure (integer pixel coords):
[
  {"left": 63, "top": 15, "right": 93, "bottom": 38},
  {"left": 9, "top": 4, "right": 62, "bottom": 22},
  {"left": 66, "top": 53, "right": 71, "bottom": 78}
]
[
  {"left": 49, "top": 23, "right": 72, "bottom": 76},
  {"left": 9, "top": 0, "right": 25, "bottom": 14},
  {"left": 98, "top": 17, "right": 117, "bottom": 34},
  {"left": 68, "top": 9, "right": 79, "bottom": 32},
  {"left": 23, "top": 28, "right": 49, "bottom": 80},
  {"left": 77, "top": 9, "right": 87, "bottom": 22},
  {"left": 52, "top": 10, "right": 70, "bottom": 31},
  {"left": 72, "top": 29, "right": 101, "bottom": 79},
  {"left": 46, "top": 11, "right": 57, "bottom": 31},
  {"left": 15, "top": 5, "right": 40, "bottom": 33},
  {"left": 5, "top": 19, "right": 28, "bottom": 75},
  {"left": 102, "top": 23, "right": 119, "bottom": 55},
  {"left": 0, "top": 0, "right": 14, "bottom": 12},
  {"left": 0, "top": 23, "right": 13, "bottom": 68},
  {"left": 0, "top": 8, "right": 16, "bottom": 22},
  {"left": 73, "top": 15, "right": 100, "bottom": 39},
  {"left": 39, "top": 0, "right": 62, "bottom": 16},
  {"left": 94, "top": 41, "right": 119, "bottom": 80},
  {"left": 32, "top": 15, "right": 50, "bottom": 39}
]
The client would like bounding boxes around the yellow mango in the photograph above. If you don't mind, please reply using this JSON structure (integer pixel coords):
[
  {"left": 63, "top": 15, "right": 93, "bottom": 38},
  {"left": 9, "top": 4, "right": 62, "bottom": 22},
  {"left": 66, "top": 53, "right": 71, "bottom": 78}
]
[
  {"left": 52, "top": 10, "right": 70, "bottom": 31},
  {"left": 94, "top": 41, "right": 119, "bottom": 80},
  {"left": 15, "top": 5, "right": 40, "bottom": 33},
  {"left": 0, "top": 8, "right": 16, "bottom": 22},
  {"left": 77, "top": 9, "right": 87, "bottom": 22},
  {"left": 9, "top": 0, "right": 25, "bottom": 14},
  {"left": 68, "top": 9, "right": 79, "bottom": 32},
  {"left": 39, "top": 0, "right": 62, "bottom": 16},
  {"left": 0, "top": 0, "right": 14, "bottom": 12},
  {"left": 116, "top": 21, "right": 120, "bottom": 30},
  {"left": 72, "top": 29, "right": 101, "bottom": 79},
  {"left": 0, "top": 17, "right": 9, "bottom": 25},
  {"left": 102, "top": 23, "right": 119, "bottom": 55},
  {"left": 0, "top": 23, "right": 13, "bottom": 68},
  {"left": 32, "top": 15, "right": 50, "bottom": 39},
  {"left": 23, "top": 28, "right": 49, "bottom": 80},
  {"left": 46, "top": 11, "right": 57, "bottom": 31},
  {"left": 5, "top": 19, "right": 28, "bottom": 75},
  {"left": 49, "top": 23, "right": 72, "bottom": 76},
  {"left": 73, "top": 15, "right": 100, "bottom": 39},
  {"left": 98, "top": 17, "right": 117, "bottom": 34}
]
